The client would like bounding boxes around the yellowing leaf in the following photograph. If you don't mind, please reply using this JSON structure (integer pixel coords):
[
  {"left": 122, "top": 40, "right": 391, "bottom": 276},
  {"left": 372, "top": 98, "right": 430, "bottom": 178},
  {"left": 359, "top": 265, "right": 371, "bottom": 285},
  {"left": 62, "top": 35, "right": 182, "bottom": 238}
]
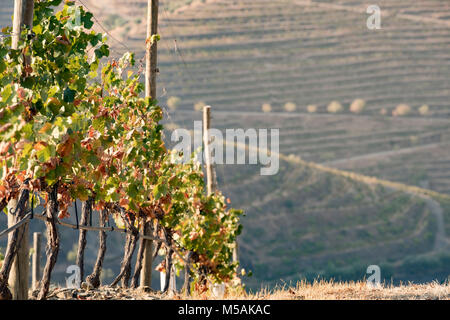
[
  {"left": 39, "top": 123, "right": 52, "bottom": 134},
  {"left": 34, "top": 141, "right": 48, "bottom": 151}
]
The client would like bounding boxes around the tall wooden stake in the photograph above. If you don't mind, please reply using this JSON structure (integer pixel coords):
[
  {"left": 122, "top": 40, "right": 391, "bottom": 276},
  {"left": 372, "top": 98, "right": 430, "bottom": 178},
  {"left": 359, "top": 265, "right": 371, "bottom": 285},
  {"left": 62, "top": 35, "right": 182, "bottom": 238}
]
[
  {"left": 145, "top": 0, "right": 158, "bottom": 99},
  {"left": 8, "top": 0, "right": 34, "bottom": 300},
  {"left": 198, "top": 106, "right": 218, "bottom": 290},
  {"left": 11, "top": 0, "right": 23, "bottom": 50},
  {"left": 202, "top": 106, "right": 239, "bottom": 264},
  {"left": 203, "top": 106, "right": 217, "bottom": 196},
  {"left": 233, "top": 240, "right": 239, "bottom": 265},
  {"left": 141, "top": 0, "right": 159, "bottom": 288},
  {"left": 32, "top": 232, "right": 41, "bottom": 291}
]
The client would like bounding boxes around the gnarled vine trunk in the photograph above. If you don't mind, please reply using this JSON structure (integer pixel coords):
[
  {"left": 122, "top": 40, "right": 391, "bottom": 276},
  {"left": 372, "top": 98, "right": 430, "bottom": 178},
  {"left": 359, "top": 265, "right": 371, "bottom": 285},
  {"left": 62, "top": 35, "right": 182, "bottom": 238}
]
[
  {"left": 130, "top": 221, "right": 145, "bottom": 289},
  {"left": 162, "top": 227, "right": 173, "bottom": 293},
  {"left": 121, "top": 233, "right": 138, "bottom": 288},
  {"left": 111, "top": 215, "right": 138, "bottom": 288},
  {"left": 0, "top": 188, "right": 29, "bottom": 300},
  {"left": 37, "top": 184, "right": 60, "bottom": 300},
  {"left": 183, "top": 251, "right": 193, "bottom": 296},
  {"left": 86, "top": 209, "right": 108, "bottom": 288},
  {"left": 76, "top": 197, "right": 93, "bottom": 282},
  {"left": 163, "top": 248, "right": 173, "bottom": 293},
  {"left": 152, "top": 223, "right": 162, "bottom": 261}
]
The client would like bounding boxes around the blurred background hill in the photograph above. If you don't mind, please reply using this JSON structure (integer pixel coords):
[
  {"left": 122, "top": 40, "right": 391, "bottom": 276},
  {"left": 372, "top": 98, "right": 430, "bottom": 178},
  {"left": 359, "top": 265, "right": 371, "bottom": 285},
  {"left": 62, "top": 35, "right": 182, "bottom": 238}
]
[{"left": 1, "top": 0, "right": 449, "bottom": 290}]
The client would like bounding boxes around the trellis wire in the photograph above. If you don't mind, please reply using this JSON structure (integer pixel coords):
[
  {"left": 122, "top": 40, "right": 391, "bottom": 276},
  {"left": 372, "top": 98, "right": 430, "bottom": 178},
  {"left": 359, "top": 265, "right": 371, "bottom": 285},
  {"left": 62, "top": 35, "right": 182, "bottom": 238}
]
[{"left": 0, "top": 205, "right": 203, "bottom": 280}]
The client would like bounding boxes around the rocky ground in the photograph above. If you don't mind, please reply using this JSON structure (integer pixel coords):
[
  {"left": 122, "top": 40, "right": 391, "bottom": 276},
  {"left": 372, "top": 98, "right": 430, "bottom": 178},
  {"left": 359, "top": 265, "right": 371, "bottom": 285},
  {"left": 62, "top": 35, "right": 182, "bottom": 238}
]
[{"left": 30, "top": 285, "right": 164, "bottom": 300}]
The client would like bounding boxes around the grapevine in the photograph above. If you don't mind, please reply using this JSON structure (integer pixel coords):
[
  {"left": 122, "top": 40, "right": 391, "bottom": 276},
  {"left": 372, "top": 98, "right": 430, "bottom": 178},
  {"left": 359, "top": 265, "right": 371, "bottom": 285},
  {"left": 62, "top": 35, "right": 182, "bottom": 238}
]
[{"left": 0, "top": 0, "right": 242, "bottom": 299}]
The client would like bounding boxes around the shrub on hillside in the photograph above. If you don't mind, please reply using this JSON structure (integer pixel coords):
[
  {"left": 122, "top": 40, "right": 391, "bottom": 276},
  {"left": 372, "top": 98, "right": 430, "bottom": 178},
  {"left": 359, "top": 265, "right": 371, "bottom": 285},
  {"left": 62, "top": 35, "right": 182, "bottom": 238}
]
[
  {"left": 194, "top": 101, "right": 206, "bottom": 111},
  {"left": 349, "top": 99, "right": 366, "bottom": 114},
  {"left": 104, "top": 14, "right": 126, "bottom": 29},
  {"left": 307, "top": 105, "right": 318, "bottom": 113},
  {"left": 418, "top": 104, "right": 429, "bottom": 115},
  {"left": 164, "top": 122, "right": 179, "bottom": 131},
  {"left": 393, "top": 104, "right": 411, "bottom": 116},
  {"left": 327, "top": 101, "right": 343, "bottom": 113},
  {"left": 284, "top": 102, "right": 297, "bottom": 112},
  {"left": 167, "top": 96, "right": 180, "bottom": 110},
  {"left": 262, "top": 103, "right": 272, "bottom": 113}
]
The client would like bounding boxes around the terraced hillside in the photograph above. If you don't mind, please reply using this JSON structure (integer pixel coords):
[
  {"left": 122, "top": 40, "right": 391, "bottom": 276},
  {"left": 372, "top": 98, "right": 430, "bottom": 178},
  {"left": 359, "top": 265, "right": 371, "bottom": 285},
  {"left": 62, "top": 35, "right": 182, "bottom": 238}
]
[
  {"left": 150, "top": 0, "right": 450, "bottom": 116},
  {"left": 169, "top": 110, "right": 450, "bottom": 195},
  {"left": 223, "top": 155, "right": 450, "bottom": 289},
  {"left": 165, "top": 110, "right": 450, "bottom": 289},
  {"left": 0, "top": 3, "right": 12, "bottom": 28},
  {"left": 232, "top": 160, "right": 437, "bottom": 288}
]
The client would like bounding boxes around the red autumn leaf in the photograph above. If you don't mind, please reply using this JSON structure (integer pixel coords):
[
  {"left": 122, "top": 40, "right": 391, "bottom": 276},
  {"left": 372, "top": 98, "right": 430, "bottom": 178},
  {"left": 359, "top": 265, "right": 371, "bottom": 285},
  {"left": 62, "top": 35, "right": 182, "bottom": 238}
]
[
  {"left": 119, "top": 198, "right": 129, "bottom": 208},
  {"left": 189, "top": 231, "right": 199, "bottom": 241},
  {"left": 56, "top": 35, "right": 70, "bottom": 46},
  {"left": 57, "top": 136, "right": 73, "bottom": 157},
  {"left": 17, "top": 87, "right": 27, "bottom": 99}
]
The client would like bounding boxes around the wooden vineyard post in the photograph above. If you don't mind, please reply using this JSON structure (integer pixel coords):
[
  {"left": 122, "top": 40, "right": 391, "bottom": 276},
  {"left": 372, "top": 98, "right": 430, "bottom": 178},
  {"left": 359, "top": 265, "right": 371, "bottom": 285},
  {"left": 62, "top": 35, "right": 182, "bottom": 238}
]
[
  {"left": 7, "top": 0, "right": 34, "bottom": 300},
  {"left": 198, "top": 106, "right": 220, "bottom": 292},
  {"left": 203, "top": 106, "right": 217, "bottom": 196},
  {"left": 233, "top": 241, "right": 239, "bottom": 265},
  {"left": 31, "top": 233, "right": 41, "bottom": 291},
  {"left": 145, "top": 0, "right": 158, "bottom": 99},
  {"left": 140, "top": 0, "right": 159, "bottom": 289},
  {"left": 202, "top": 106, "right": 239, "bottom": 265},
  {"left": 160, "top": 265, "right": 176, "bottom": 292}
]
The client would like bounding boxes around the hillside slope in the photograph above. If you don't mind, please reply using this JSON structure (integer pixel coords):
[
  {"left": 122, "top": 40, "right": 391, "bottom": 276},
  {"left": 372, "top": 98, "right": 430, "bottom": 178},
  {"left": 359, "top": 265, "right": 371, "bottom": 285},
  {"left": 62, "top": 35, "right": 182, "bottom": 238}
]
[
  {"left": 1, "top": 0, "right": 449, "bottom": 290},
  {"left": 165, "top": 110, "right": 450, "bottom": 289}
]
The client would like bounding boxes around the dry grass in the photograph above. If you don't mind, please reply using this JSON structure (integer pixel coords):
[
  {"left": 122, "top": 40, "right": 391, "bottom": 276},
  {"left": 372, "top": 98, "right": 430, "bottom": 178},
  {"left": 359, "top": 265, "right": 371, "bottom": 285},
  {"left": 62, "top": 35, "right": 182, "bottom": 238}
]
[
  {"left": 43, "top": 280, "right": 450, "bottom": 300},
  {"left": 242, "top": 280, "right": 450, "bottom": 300},
  {"left": 185, "top": 280, "right": 450, "bottom": 300}
]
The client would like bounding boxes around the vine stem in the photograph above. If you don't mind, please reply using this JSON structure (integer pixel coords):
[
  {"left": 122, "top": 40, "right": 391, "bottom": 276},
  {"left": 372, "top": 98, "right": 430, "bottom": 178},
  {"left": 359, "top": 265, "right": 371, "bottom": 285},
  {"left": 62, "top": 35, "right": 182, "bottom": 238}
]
[
  {"left": 37, "top": 183, "right": 60, "bottom": 300},
  {"left": 111, "top": 212, "right": 138, "bottom": 288},
  {"left": 0, "top": 187, "right": 30, "bottom": 300},
  {"left": 86, "top": 209, "right": 108, "bottom": 288},
  {"left": 131, "top": 220, "right": 148, "bottom": 289},
  {"left": 76, "top": 197, "right": 93, "bottom": 282}
]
